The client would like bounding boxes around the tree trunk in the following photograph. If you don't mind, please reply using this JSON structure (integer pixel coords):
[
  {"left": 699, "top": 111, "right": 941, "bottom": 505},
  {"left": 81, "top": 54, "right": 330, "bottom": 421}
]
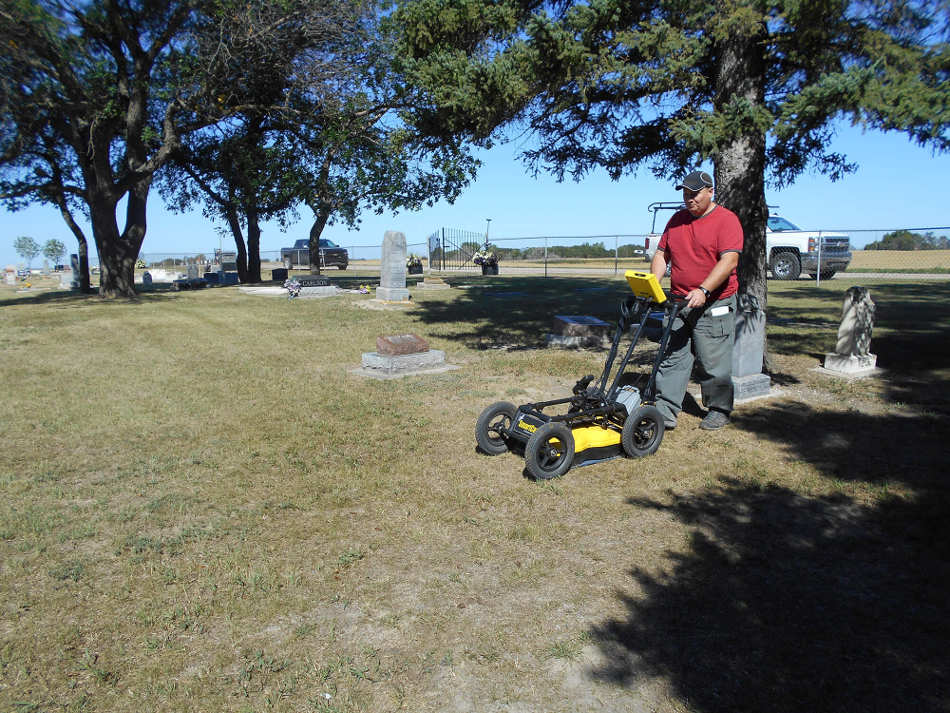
[
  {"left": 308, "top": 208, "right": 331, "bottom": 275},
  {"left": 90, "top": 197, "right": 137, "bottom": 299},
  {"left": 713, "top": 18, "right": 770, "bottom": 370},
  {"left": 91, "top": 176, "right": 150, "bottom": 298},
  {"left": 54, "top": 193, "right": 93, "bottom": 293},
  {"left": 245, "top": 203, "right": 262, "bottom": 283}
]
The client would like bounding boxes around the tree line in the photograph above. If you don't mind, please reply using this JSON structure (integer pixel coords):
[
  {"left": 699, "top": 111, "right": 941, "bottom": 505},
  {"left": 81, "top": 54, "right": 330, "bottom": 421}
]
[
  {"left": 12, "top": 236, "right": 66, "bottom": 268},
  {"left": 864, "top": 230, "right": 950, "bottom": 250},
  {"left": 2, "top": 0, "right": 948, "bottom": 308}
]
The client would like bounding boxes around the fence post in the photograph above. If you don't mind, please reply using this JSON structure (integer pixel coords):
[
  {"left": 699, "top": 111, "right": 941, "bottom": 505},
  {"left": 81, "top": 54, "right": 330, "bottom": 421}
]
[
  {"left": 816, "top": 230, "right": 823, "bottom": 288},
  {"left": 614, "top": 236, "right": 619, "bottom": 275},
  {"left": 544, "top": 237, "right": 548, "bottom": 278}
]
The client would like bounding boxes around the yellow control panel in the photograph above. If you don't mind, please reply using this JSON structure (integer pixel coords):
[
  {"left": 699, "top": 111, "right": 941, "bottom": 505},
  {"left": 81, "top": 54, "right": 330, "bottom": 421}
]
[{"left": 624, "top": 270, "right": 667, "bottom": 304}]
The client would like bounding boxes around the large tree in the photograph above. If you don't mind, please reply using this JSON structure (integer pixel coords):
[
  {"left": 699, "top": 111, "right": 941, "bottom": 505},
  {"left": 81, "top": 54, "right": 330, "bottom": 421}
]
[
  {"left": 159, "top": 5, "right": 476, "bottom": 281},
  {"left": 395, "top": 0, "right": 950, "bottom": 361},
  {"left": 0, "top": 0, "right": 364, "bottom": 297}
]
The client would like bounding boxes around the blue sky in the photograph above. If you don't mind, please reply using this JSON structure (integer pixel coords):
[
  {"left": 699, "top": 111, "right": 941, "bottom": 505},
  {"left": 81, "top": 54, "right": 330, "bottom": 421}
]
[{"left": 3, "top": 123, "right": 949, "bottom": 267}]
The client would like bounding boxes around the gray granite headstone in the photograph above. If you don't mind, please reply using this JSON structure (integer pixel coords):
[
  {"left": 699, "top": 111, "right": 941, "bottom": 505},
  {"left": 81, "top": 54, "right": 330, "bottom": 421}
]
[
  {"left": 731, "top": 293, "right": 772, "bottom": 400},
  {"left": 376, "top": 231, "right": 410, "bottom": 302},
  {"left": 70, "top": 254, "right": 81, "bottom": 290},
  {"left": 142, "top": 271, "right": 153, "bottom": 286}
]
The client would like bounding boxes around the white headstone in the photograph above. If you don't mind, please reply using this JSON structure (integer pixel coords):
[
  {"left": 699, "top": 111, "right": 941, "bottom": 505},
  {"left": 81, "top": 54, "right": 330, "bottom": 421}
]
[{"left": 376, "top": 230, "right": 410, "bottom": 301}]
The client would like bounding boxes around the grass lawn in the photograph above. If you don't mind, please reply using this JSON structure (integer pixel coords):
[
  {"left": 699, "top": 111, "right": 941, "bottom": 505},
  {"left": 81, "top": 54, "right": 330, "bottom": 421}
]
[{"left": 1, "top": 274, "right": 949, "bottom": 712}]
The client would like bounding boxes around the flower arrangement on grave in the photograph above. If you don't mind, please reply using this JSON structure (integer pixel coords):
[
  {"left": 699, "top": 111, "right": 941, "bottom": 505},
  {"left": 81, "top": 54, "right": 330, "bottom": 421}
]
[
  {"left": 406, "top": 254, "right": 422, "bottom": 268},
  {"left": 359, "top": 284, "right": 370, "bottom": 294},
  {"left": 472, "top": 249, "right": 498, "bottom": 266},
  {"left": 283, "top": 278, "right": 301, "bottom": 299}
]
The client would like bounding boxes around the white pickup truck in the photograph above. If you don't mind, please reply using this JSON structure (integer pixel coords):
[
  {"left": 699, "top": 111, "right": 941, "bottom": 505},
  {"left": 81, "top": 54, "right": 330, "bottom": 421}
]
[{"left": 644, "top": 203, "right": 852, "bottom": 280}]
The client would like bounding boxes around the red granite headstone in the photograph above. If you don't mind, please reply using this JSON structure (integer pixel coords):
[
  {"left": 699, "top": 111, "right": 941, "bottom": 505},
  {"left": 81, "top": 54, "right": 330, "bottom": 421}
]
[{"left": 376, "top": 333, "right": 430, "bottom": 355}]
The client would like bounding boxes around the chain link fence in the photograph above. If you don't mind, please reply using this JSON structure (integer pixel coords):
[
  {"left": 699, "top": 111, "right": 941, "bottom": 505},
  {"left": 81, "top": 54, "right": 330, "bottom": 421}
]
[{"left": 131, "top": 225, "right": 949, "bottom": 282}]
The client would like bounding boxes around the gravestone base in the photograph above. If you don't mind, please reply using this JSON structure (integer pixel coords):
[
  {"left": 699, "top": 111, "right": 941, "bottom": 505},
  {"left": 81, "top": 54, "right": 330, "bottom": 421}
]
[
  {"left": 354, "top": 349, "right": 459, "bottom": 380},
  {"left": 375, "top": 286, "right": 410, "bottom": 302},
  {"left": 732, "top": 373, "right": 772, "bottom": 402},
  {"left": 299, "top": 285, "right": 341, "bottom": 298},
  {"left": 297, "top": 275, "right": 330, "bottom": 287},
  {"left": 823, "top": 352, "right": 877, "bottom": 375},
  {"left": 416, "top": 277, "right": 450, "bottom": 290}
]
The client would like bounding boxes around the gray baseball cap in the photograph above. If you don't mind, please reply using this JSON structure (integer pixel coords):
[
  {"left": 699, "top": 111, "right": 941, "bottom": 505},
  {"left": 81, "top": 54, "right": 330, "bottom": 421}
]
[{"left": 675, "top": 171, "right": 714, "bottom": 191}]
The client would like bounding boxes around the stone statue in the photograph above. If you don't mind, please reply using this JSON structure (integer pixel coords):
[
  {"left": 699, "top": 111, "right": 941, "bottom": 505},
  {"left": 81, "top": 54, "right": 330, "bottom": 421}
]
[{"left": 824, "top": 286, "right": 877, "bottom": 374}]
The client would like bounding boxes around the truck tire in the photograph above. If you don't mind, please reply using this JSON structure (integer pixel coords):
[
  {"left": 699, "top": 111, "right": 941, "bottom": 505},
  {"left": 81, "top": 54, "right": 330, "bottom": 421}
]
[
  {"left": 810, "top": 269, "right": 836, "bottom": 280},
  {"left": 770, "top": 250, "right": 801, "bottom": 280}
]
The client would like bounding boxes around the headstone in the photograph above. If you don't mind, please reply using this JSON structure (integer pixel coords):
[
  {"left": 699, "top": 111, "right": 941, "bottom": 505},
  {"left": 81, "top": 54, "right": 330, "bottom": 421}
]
[
  {"left": 142, "top": 271, "right": 153, "bottom": 286},
  {"left": 59, "top": 271, "right": 73, "bottom": 288},
  {"left": 203, "top": 272, "right": 220, "bottom": 284},
  {"left": 377, "top": 333, "right": 429, "bottom": 355},
  {"left": 186, "top": 264, "right": 199, "bottom": 280},
  {"left": 376, "top": 231, "right": 410, "bottom": 302},
  {"left": 824, "top": 286, "right": 877, "bottom": 374},
  {"left": 6, "top": 272, "right": 16, "bottom": 286},
  {"left": 70, "top": 254, "right": 81, "bottom": 290},
  {"left": 546, "top": 315, "right": 611, "bottom": 348},
  {"left": 292, "top": 273, "right": 338, "bottom": 297},
  {"left": 271, "top": 268, "right": 288, "bottom": 282},
  {"left": 219, "top": 251, "right": 238, "bottom": 272},
  {"left": 731, "top": 293, "right": 772, "bottom": 400}
]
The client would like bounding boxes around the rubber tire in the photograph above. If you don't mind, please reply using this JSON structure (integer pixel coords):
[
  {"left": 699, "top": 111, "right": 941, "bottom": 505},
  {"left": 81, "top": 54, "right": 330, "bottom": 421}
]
[
  {"left": 621, "top": 405, "right": 665, "bottom": 458},
  {"left": 811, "top": 269, "right": 836, "bottom": 280},
  {"left": 770, "top": 250, "right": 801, "bottom": 280},
  {"left": 525, "top": 422, "right": 575, "bottom": 480},
  {"left": 339, "top": 264, "right": 348, "bottom": 270},
  {"left": 283, "top": 257, "right": 292, "bottom": 270},
  {"left": 475, "top": 401, "right": 516, "bottom": 455}
]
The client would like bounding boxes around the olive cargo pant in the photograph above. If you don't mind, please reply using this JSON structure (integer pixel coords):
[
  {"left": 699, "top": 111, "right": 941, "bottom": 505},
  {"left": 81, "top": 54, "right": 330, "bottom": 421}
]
[{"left": 655, "top": 295, "right": 736, "bottom": 422}]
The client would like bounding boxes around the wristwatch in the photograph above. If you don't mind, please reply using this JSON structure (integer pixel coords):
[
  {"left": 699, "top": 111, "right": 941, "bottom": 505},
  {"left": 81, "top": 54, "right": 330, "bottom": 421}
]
[{"left": 698, "top": 286, "right": 711, "bottom": 299}]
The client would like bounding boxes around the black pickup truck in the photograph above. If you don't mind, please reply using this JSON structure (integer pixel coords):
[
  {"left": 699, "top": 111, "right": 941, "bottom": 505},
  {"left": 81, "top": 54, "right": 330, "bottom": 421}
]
[{"left": 280, "top": 239, "right": 348, "bottom": 270}]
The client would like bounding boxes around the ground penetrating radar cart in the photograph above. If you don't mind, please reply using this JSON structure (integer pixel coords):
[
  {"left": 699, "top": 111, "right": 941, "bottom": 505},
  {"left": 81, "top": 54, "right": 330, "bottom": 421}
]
[{"left": 475, "top": 271, "right": 685, "bottom": 480}]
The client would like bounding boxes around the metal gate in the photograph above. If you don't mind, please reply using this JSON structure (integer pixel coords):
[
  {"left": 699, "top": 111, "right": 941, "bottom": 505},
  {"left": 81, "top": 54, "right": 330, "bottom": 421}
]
[{"left": 427, "top": 228, "right": 486, "bottom": 271}]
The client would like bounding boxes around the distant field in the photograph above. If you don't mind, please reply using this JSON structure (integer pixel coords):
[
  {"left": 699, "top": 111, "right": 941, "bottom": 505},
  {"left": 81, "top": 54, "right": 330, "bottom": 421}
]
[{"left": 847, "top": 249, "right": 950, "bottom": 271}]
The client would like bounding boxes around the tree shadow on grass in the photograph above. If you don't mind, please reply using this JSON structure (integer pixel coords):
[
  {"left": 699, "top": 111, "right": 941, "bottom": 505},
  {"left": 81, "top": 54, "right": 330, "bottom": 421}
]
[
  {"left": 590, "top": 406, "right": 950, "bottom": 712},
  {"left": 766, "top": 281, "right": 950, "bottom": 413},
  {"left": 411, "top": 276, "right": 632, "bottom": 349}
]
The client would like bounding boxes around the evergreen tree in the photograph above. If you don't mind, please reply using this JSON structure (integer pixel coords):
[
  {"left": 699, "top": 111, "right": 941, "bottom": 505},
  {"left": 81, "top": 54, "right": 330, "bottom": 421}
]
[{"left": 395, "top": 0, "right": 950, "bottom": 364}]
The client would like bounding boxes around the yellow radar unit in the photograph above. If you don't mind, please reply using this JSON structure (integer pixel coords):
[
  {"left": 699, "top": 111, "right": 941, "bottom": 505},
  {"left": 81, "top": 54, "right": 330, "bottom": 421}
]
[{"left": 624, "top": 270, "right": 667, "bottom": 304}]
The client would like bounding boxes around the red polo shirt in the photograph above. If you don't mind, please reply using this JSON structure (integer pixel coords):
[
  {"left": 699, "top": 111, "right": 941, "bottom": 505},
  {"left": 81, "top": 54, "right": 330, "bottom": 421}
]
[{"left": 658, "top": 205, "right": 743, "bottom": 299}]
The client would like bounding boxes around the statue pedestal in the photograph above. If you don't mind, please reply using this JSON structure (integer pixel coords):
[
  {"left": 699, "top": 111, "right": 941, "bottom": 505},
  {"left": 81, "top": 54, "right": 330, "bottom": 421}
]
[{"left": 823, "top": 352, "right": 877, "bottom": 375}]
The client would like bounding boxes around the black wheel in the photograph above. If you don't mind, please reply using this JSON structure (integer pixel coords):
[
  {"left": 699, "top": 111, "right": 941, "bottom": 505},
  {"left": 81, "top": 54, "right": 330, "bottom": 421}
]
[
  {"left": 769, "top": 250, "right": 801, "bottom": 280},
  {"left": 812, "top": 269, "right": 836, "bottom": 280},
  {"left": 475, "top": 401, "right": 516, "bottom": 455},
  {"left": 283, "top": 257, "right": 292, "bottom": 270},
  {"left": 621, "top": 405, "right": 665, "bottom": 458},
  {"left": 339, "top": 264, "right": 348, "bottom": 270},
  {"left": 525, "top": 422, "right": 575, "bottom": 480}
]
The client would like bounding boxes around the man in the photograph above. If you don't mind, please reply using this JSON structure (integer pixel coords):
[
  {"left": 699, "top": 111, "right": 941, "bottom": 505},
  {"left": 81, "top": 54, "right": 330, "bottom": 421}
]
[{"left": 651, "top": 170, "right": 743, "bottom": 430}]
